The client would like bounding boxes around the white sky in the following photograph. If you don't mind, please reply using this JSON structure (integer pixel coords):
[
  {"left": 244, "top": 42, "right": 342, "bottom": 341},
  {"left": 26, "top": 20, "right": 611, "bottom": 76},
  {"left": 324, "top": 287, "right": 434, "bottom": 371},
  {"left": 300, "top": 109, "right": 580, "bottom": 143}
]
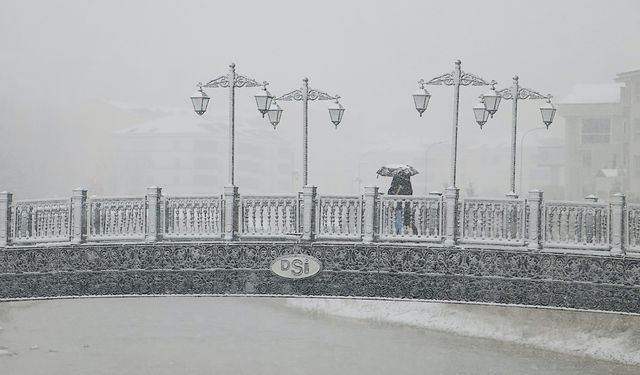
[{"left": 1, "top": 0, "right": 639, "bottom": 196}]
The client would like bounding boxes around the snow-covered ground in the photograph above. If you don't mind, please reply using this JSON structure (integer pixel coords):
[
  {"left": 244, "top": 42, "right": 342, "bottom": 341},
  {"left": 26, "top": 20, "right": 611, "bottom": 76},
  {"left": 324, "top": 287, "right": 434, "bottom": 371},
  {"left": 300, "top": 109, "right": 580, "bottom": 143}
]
[{"left": 284, "top": 298, "right": 640, "bottom": 366}]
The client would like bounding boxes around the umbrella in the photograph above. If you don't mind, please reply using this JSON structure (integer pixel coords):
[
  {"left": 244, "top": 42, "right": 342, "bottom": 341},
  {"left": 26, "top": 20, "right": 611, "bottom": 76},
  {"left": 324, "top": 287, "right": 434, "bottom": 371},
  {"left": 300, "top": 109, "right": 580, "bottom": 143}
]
[{"left": 376, "top": 164, "right": 419, "bottom": 177}]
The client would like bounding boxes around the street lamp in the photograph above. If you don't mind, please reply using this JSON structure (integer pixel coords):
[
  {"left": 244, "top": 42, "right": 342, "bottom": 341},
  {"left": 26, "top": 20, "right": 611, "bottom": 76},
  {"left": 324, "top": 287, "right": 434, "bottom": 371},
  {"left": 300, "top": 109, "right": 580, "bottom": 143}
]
[
  {"left": 413, "top": 59, "right": 497, "bottom": 189},
  {"left": 473, "top": 96, "right": 490, "bottom": 129},
  {"left": 274, "top": 77, "right": 345, "bottom": 187},
  {"left": 540, "top": 96, "right": 557, "bottom": 128},
  {"left": 482, "top": 81, "right": 501, "bottom": 117},
  {"left": 191, "top": 63, "right": 272, "bottom": 186},
  {"left": 190, "top": 85, "right": 210, "bottom": 115},
  {"left": 328, "top": 96, "right": 345, "bottom": 128},
  {"left": 413, "top": 81, "right": 431, "bottom": 117},
  {"left": 255, "top": 82, "right": 274, "bottom": 117},
  {"left": 267, "top": 99, "right": 283, "bottom": 129},
  {"left": 491, "top": 76, "right": 554, "bottom": 196}
]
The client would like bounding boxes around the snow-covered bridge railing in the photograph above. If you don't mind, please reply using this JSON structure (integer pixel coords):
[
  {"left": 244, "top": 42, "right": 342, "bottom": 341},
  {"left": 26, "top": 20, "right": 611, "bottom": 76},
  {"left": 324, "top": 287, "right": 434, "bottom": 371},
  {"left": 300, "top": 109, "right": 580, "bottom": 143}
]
[
  {"left": 163, "top": 195, "right": 223, "bottom": 240},
  {"left": 459, "top": 197, "right": 526, "bottom": 246},
  {"left": 10, "top": 198, "right": 71, "bottom": 244},
  {"left": 0, "top": 188, "right": 633, "bottom": 256}
]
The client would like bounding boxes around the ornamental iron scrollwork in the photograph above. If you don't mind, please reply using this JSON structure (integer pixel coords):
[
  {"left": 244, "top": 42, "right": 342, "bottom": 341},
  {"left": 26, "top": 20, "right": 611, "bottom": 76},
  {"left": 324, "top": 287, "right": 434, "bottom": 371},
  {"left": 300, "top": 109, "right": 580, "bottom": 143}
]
[
  {"left": 421, "top": 70, "right": 492, "bottom": 87},
  {"left": 459, "top": 71, "right": 492, "bottom": 86},
  {"left": 497, "top": 86, "right": 548, "bottom": 101},
  {"left": 203, "top": 74, "right": 262, "bottom": 89},
  {"left": 277, "top": 88, "right": 337, "bottom": 101},
  {"left": 277, "top": 89, "right": 304, "bottom": 101},
  {"left": 0, "top": 243, "right": 639, "bottom": 313}
]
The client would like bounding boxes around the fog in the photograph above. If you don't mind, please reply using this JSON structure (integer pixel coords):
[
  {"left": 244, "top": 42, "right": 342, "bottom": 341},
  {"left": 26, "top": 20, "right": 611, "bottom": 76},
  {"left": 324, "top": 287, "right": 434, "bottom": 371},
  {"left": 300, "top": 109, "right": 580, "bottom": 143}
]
[{"left": 1, "top": 0, "right": 639, "bottom": 199}]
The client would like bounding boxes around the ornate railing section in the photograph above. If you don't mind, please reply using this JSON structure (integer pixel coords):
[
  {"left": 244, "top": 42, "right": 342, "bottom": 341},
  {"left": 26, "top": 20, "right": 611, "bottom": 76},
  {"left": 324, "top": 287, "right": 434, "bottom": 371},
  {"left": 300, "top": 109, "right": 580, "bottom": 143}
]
[
  {"left": 316, "top": 195, "right": 362, "bottom": 240},
  {"left": 88, "top": 197, "right": 146, "bottom": 241},
  {"left": 543, "top": 201, "right": 610, "bottom": 250},
  {"left": 163, "top": 195, "right": 223, "bottom": 239},
  {"left": 379, "top": 195, "right": 441, "bottom": 241},
  {"left": 628, "top": 204, "right": 640, "bottom": 253},
  {"left": 240, "top": 195, "right": 299, "bottom": 238},
  {"left": 11, "top": 199, "right": 71, "bottom": 244},
  {"left": 0, "top": 188, "right": 636, "bottom": 256},
  {"left": 460, "top": 198, "right": 526, "bottom": 245}
]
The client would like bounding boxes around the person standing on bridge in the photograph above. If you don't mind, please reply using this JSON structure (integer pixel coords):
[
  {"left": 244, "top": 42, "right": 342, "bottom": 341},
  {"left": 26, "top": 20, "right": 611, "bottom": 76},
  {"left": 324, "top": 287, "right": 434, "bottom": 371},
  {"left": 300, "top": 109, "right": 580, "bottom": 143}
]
[
  {"left": 387, "top": 174, "right": 417, "bottom": 235},
  {"left": 377, "top": 164, "right": 419, "bottom": 235}
]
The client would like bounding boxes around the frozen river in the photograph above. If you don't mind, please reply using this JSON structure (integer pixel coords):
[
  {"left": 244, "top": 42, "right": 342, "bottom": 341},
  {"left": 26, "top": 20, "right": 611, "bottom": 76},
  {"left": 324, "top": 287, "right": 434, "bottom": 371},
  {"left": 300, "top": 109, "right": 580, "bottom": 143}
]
[{"left": 0, "top": 297, "right": 638, "bottom": 375}]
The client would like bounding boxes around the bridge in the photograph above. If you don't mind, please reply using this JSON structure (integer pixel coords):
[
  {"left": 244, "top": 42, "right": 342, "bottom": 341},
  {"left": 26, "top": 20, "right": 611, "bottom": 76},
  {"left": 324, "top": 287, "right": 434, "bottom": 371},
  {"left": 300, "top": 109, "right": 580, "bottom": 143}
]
[{"left": 1, "top": 186, "right": 639, "bottom": 314}]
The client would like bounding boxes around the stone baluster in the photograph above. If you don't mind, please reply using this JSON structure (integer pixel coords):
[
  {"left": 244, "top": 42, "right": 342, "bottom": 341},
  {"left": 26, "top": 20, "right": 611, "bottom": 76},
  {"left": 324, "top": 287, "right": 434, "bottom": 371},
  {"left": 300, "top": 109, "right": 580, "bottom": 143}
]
[
  {"left": 146, "top": 186, "right": 162, "bottom": 242},
  {"left": 223, "top": 185, "right": 239, "bottom": 241},
  {"left": 363, "top": 186, "right": 379, "bottom": 243},
  {"left": 0, "top": 191, "right": 12, "bottom": 247},
  {"left": 527, "top": 190, "right": 544, "bottom": 251},
  {"left": 444, "top": 187, "right": 459, "bottom": 246},
  {"left": 71, "top": 188, "right": 87, "bottom": 244},
  {"left": 301, "top": 185, "right": 317, "bottom": 241},
  {"left": 610, "top": 193, "right": 625, "bottom": 256}
]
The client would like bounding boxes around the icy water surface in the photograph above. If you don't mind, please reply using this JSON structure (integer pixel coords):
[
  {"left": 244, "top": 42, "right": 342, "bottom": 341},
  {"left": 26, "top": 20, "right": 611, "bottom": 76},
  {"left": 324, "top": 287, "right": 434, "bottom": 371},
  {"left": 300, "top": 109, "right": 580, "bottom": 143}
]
[{"left": 0, "top": 297, "right": 638, "bottom": 375}]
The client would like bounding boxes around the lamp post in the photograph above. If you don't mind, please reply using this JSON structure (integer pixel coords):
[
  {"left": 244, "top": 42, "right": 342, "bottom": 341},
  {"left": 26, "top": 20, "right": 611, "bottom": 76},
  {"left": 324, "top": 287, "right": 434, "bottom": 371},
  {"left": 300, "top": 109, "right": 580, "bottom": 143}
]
[
  {"left": 413, "top": 60, "right": 497, "bottom": 189},
  {"left": 191, "top": 63, "right": 273, "bottom": 186},
  {"left": 271, "top": 77, "right": 345, "bottom": 187},
  {"left": 489, "top": 76, "right": 555, "bottom": 197}
]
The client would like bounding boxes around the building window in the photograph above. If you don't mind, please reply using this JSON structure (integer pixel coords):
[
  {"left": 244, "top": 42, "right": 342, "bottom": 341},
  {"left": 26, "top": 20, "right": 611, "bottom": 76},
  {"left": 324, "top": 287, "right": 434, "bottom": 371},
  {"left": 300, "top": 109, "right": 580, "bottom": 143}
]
[
  {"left": 635, "top": 155, "right": 640, "bottom": 177},
  {"left": 581, "top": 118, "right": 611, "bottom": 144},
  {"left": 582, "top": 151, "right": 592, "bottom": 167},
  {"left": 635, "top": 119, "right": 640, "bottom": 141}
]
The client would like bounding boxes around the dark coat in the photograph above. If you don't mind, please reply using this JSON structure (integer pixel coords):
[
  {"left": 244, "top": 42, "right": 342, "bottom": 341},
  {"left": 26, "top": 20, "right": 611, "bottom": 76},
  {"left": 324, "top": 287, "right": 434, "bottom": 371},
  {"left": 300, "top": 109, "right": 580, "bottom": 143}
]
[
  {"left": 388, "top": 176, "right": 413, "bottom": 196},
  {"left": 388, "top": 176, "right": 414, "bottom": 225}
]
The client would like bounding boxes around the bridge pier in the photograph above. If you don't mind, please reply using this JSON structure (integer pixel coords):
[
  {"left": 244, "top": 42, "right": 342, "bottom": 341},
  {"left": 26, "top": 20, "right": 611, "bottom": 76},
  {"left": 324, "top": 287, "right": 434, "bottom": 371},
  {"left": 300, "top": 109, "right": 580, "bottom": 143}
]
[
  {"left": 363, "top": 186, "right": 379, "bottom": 243},
  {"left": 611, "top": 193, "right": 626, "bottom": 256},
  {"left": 0, "top": 191, "right": 11, "bottom": 247},
  {"left": 223, "top": 185, "right": 239, "bottom": 241},
  {"left": 301, "top": 185, "right": 317, "bottom": 242},
  {"left": 527, "top": 190, "right": 543, "bottom": 251},
  {"left": 443, "top": 187, "right": 459, "bottom": 246},
  {"left": 71, "top": 188, "right": 87, "bottom": 244},
  {"left": 146, "top": 186, "right": 162, "bottom": 242}
]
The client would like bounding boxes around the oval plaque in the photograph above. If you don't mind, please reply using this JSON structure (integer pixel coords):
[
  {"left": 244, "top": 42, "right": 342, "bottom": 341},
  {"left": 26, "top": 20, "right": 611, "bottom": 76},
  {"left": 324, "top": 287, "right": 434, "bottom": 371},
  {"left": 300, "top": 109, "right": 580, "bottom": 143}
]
[{"left": 270, "top": 254, "right": 322, "bottom": 279}]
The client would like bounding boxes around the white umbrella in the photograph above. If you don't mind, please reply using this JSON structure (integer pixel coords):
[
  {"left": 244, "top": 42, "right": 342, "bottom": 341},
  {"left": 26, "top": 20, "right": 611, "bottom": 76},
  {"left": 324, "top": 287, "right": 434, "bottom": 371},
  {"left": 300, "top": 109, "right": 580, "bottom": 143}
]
[{"left": 376, "top": 164, "right": 419, "bottom": 177}]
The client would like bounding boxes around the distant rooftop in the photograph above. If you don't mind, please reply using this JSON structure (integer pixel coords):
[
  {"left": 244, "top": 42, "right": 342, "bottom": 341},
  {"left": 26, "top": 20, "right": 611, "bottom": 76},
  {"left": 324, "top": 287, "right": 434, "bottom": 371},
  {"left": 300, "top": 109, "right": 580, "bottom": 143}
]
[
  {"left": 615, "top": 68, "right": 640, "bottom": 81},
  {"left": 560, "top": 83, "right": 622, "bottom": 104}
]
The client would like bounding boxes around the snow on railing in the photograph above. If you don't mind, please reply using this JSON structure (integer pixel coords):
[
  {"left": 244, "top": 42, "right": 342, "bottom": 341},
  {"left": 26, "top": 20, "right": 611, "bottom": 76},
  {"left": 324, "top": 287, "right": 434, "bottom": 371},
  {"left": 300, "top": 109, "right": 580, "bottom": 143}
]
[
  {"left": 11, "top": 198, "right": 71, "bottom": 244},
  {"left": 163, "top": 195, "right": 223, "bottom": 239},
  {"left": 316, "top": 195, "right": 362, "bottom": 240},
  {"left": 460, "top": 198, "right": 526, "bottom": 245},
  {"left": 379, "top": 195, "right": 441, "bottom": 241},
  {"left": 0, "top": 187, "right": 637, "bottom": 256},
  {"left": 240, "top": 195, "right": 299, "bottom": 238},
  {"left": 543, "top": 201, "right": 610, "bottom": 250},
  {"left": 88, "top": 196, "right": 146, "bottom": 241},
  {"left": 628, "top": 204, "right": 640, "bottom": 253}
]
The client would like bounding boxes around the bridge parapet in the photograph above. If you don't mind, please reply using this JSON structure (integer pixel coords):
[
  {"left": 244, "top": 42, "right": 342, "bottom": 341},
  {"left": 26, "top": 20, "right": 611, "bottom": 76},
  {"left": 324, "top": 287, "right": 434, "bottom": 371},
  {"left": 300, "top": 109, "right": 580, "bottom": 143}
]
[{"left": 0, "top": 187, "right": 637, "bottom": 257}]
